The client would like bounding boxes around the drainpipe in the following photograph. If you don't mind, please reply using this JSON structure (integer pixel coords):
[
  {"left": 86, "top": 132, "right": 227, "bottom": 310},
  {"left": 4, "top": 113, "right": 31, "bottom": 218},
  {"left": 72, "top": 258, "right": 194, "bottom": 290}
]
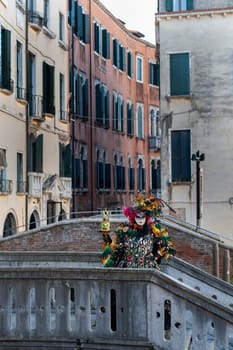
[
  {"left": 25, "top": 0, "right": 29, "bottom": 231},
  {"left": 89, "top": 0, "right": 94, "bottom": 211}
]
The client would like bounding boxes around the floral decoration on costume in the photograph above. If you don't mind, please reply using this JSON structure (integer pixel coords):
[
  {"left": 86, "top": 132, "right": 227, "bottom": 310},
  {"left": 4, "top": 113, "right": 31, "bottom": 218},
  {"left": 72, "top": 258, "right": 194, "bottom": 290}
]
[{"left": 100, "top": 195, "right": 176, "bottom": 269}]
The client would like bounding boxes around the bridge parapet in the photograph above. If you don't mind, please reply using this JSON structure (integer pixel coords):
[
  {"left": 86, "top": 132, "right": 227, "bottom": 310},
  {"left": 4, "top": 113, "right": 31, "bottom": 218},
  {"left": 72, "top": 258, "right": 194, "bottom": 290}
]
[{"left": 0, "top": 256, "right": 232, "bottom": 349}]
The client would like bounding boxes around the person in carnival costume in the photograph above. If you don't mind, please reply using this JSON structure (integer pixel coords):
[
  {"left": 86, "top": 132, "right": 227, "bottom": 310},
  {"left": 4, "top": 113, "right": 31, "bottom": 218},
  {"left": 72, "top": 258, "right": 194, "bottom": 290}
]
[{"left": 101, "top": 194, "right": 176, "bottom": 269}]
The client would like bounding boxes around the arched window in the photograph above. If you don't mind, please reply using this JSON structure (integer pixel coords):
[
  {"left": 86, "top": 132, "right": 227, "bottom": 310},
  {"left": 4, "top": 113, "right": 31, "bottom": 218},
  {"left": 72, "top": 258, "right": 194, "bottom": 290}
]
[
  {"left": 3, "top": 213, "right": 16, "bottom": 237},
  {"left": 128, "top": 157, "right": 135, "bottom": 191},
  {"left": 137, "top": 158, "right": 145, "bottom": 192},
  {"left": 29, "top": 210, "right": 40, "bottom": 230},
  {"left": 151, "top": 159, "right": 161, "bottom": 195}
]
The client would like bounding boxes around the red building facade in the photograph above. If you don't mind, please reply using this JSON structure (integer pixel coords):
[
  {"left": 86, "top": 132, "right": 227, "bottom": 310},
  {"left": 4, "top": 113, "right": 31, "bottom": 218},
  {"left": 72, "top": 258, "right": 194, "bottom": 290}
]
[{"left": 69, "top": 0, "right": 160, "bottom": 213}]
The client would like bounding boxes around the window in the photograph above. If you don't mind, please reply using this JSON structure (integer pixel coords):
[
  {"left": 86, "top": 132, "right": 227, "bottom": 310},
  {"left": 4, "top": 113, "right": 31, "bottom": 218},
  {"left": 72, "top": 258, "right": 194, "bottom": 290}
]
[
  {"left": 59, "top": 143, "right": 71, "bottom": 177},
  {"left": 74, "top": 3, "right": 90, "bottom": 43},
  {"left": 3, "top": 213, "right": 16, "bottom": 238},
  {"left": 113, "top": 93, "right": 124, "bottom": 132},
  {"left": 149, "top": 62, "right": 160, "bottom": 86},
  {"left": 149, "top": 109, "right": 161, "bottom": 150},
  {"left": 16, "top": 41, "right": 24, "bottom": 99},
  {"left": 95, "top": 81, "right": 109, "bottom": 127},
  {"left": 59, "top": 12, "right": 65, "bottom": 42},
  {"left": 137, "top": 158, "right": 145, "bottom": 192},
  {"left": 170, "top": 53, "right": 190, "bottom": 96},
  {"left": 136, "top": 55, "right": 143, "bottom": 82},
  {"left": 94, "top": 23, "right": 110, "bottom": 59},
  {"left": 127, "top": 101, "right": 134, "bottom": 136},
  {"left": 113, "top": 38, "right": 125, "bottom": 71},
  {"left": 43, "top": 0, "right": 49, "bottom": 28},
  {"left": 75, "top": 71, "right": 88, "bottom": 119},
  {"left": 171, "top": 130, "right": 191, "bottom": 182},
  {"left": 29, "top": 134, "right": 43, "bottom": 173},
  {"left": 16, "top": 0, "right": 24, "bottom": 28},
  {"left": 17, "top": 152, "right": 24, "bottom": 193},
  {"left": 127, "top": 51, "right": 133, "bottom": 78},
  {"left": 136, "top": 104, "right": 144, "bottom": 138},
  {"left": 166, "top": 0, "right": 193, "bottom": 11},
  {"left": 28, "top": 52, "right": 42, "bottom": 118},
  {"left": 114, "top": 155, "right": 125, "bottom": 191},
  {"left": 151, "top": 159, "right": 161, "bottom": 194},
  {"left": 0, "top": 26, "right": 11, "bottom": 91},
  {"left": 96, "top": 150, "right": 111, "bottom": 191},
  {"left": 128, "top": 157, "right": 135, "bottom": 191},
  {"left": 0, "top": 148, "right": 7, "bottom": 192},
  {"left": 43, "top": 61, "right": 55, "bottom": 115},
  {"left": 59, "top": 73, "right": 65, "bottom": 120},
  {"left": 74, "top": 145, "right": 88, "bottom": 190}
]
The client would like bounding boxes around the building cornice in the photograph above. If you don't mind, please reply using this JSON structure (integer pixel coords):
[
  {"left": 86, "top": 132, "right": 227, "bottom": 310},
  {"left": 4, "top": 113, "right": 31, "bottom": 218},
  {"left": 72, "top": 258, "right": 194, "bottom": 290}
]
[{"left": 156, "top": 7, "right": 233, "bottom": 21}]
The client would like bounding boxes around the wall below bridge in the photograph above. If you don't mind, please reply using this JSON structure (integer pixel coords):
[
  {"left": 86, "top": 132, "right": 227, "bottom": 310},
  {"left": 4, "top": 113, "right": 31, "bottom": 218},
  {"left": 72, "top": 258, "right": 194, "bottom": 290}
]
[{"left": 0, "top": 217, "right": 232, "bottom": 281}]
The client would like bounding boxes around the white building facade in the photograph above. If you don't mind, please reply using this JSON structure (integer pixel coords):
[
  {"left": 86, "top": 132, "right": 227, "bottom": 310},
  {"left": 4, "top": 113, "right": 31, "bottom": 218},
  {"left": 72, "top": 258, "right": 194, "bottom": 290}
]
[
  {"left": 0, "top": 0, "right": 71, "bottom": 237},
  {"left": 156, "top": 0, "right": 233, "bottom": 236}
]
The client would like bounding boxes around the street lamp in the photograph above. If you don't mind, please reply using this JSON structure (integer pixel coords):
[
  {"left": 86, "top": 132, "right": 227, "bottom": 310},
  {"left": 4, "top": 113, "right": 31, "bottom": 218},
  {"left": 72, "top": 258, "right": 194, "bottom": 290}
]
[{"left": 191, "top": 150, "right": 205, "bottom": 227}]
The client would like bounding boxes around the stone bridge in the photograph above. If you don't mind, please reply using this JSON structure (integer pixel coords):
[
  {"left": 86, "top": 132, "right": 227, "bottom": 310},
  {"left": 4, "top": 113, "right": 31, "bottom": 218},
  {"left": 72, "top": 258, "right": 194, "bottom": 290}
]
[
  {"left": 0, "top": 215, "right": 232, "bottom": 349},
  {"left": 0, "top": 252, "right": 232, "bottom": 349}
]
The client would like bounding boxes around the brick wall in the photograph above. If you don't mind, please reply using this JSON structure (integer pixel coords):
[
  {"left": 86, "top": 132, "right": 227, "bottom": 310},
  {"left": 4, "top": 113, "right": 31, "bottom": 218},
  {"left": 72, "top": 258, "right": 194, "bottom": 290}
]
[{"left": 0, "top": 219, "right": 232, "bottom": 281}]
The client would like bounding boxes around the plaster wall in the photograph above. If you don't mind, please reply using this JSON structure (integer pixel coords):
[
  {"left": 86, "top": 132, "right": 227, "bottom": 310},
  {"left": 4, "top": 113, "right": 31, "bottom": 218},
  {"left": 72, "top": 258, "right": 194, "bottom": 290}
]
[{"left": 158, "top": 11, "right": 233, "bottom": 233}]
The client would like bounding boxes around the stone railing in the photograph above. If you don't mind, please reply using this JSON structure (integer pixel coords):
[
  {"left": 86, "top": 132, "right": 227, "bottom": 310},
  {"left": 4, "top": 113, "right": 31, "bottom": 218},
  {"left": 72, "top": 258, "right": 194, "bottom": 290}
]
[{"left": 0, "top": 253, "right": 232, "bottom": 349}]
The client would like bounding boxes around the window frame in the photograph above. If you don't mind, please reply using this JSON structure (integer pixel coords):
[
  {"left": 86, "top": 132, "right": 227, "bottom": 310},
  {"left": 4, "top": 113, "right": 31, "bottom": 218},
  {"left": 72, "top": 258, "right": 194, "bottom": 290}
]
[
  {"left": 169, "top": 52, "right": 191, "bottom": 97},
  {"left": 136, "top": 55, "right": 143, "bottom": 83}
]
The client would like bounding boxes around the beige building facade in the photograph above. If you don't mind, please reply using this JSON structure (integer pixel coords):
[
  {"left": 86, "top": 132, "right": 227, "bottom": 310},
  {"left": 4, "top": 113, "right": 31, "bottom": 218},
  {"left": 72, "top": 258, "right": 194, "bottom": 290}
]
[
  {"left": 0, "top": 0, "right": 71, "bottom": 237},
  {"left": 157, "top": 0, "right": 233, "bottom": 235}
]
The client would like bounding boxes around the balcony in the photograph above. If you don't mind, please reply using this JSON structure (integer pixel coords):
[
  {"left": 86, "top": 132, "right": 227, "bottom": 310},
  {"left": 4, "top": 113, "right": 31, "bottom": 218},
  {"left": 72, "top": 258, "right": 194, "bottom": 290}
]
[
  {"left": 29, "top": 94, "right": 44, "bottom": 121},
  {"left": 0, "top": 79, "right": 14, "bottom": 95},
  {"left": 149, "top": 136, "right": 161, "bottom": 151},
  {"left": 16, "top": 181, "right": 27, "bottom": 194},
  {"left": 0, "top": 179, "right": 13, "bottom": 194},
  {"left": 28, "top": 10, "right": 43, "bottom": 32},
  {"left": 28, "top": 172, "right": 43, "bottom": 198},
  {"left": 61, "top": 177, "right": 72, "bottom": 199},
  {"left": 16, "top": 86, "right": 27, "bottom": 104}
]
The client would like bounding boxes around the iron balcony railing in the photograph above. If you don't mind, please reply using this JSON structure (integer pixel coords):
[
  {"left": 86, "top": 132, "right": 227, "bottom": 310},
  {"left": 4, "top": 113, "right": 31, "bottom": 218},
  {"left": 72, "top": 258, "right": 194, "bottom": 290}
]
[
  {"left": 16, "top": 86, "right": 27, "bottom": 101},
  {"left": 28, "top": 10, "right": 43, "bottom": 29},
  {"left": 28, "top": 94, "right": 43, "bottom": 120},
  {"left": 0, "top": 179, "right": 13, "bottom": 194},
  {"left": 16, "top": 181, "right": 27, "bottom": 194},
  {"left": 148, "top": 136, "right": 161, "bottom": 151}
]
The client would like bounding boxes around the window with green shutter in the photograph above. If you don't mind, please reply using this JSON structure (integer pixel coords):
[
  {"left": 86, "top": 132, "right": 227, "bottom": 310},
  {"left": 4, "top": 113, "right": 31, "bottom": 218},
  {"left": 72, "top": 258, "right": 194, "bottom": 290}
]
[
  {"left": 149, "top": 62, "right": 160, "bottom": 86},
  {"left": 0, "top": 28, "right": 11, "bottom": 90},
  {"left": 166, "top": 0, "right": 193, "bottom": 12},
  {"left": 170, "top": 53, "right": 190, "bottom": 96},
  {"left": 127, "top": 51, "right": 133, "bottom": 78},
  {"left": 171, "top": 130, "right": 191, "bottom": 182},
  {"left": 127, "top": 102, "right": 134, "bottom": 136}
]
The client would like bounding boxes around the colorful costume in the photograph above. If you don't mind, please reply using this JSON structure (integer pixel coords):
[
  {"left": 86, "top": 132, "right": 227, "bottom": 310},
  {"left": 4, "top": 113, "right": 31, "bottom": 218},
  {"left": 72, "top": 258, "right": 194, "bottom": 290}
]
[{"left": 101, "top": 195, "right": 176, "bottom": 269}]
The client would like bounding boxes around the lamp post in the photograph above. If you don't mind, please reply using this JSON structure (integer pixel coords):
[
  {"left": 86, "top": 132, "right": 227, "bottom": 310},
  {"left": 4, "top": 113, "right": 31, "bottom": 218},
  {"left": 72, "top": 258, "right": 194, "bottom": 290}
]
[{"left": 191, "top": 150, "right": 205, "bottom": 227}]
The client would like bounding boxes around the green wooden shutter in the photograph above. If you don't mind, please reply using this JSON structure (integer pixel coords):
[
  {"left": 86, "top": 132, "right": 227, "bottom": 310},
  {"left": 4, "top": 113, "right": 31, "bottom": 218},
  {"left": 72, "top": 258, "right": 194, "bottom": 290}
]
[
  {"left": 166, "top": 0, "right": 173, "bottom": 11},
  {"left": 121, "top": 101, "right": 124, "bottom": 132},
  {"left": 83, "top": 14, "right": 90, "bottom": 43},
  {"left": 127, "top": 52, "right": 132, "bottom": 77},
  {"left": 95, "top": 83, "right": 102, "bottom": 123},
  {"left": 102, "top": 29, "right": 107, "bottom": 58},
  {"left": 74, "top": 2, "right": 79, "bottom": 35},
  {"left": 83, "top": 79, "right": 88, "bottom": 117},
  {"left": 36, "top": 134, "right": 43, "bottom": 173},
  {"left": 49, "top": 65, "right": 55, "bottom": 114},
  {"left": 2, "top": 29, "right": 11, "bottom": 89},
  {"left": 106, "top": 32, "right": 110, "bottom": 59},
  {"left": 170, "top": 53, "right": 190, "bottom": 96},
  {"left": 59, "top": 143, "right": 63, "bottom": 176},
  {"left": 64, "top": 144, "right": 71, "bottom": 177},
  {"left": 155, "top": 64, "right": 160, "bottom": 86},
  {"left": 77, "top": 5, "right": 83, "bottom": 38},
  {"left": 105, "top": 91, "right": 110, "bottom": 128},
  {"left": 113, "top": 39, "right": 117, "bottom": 66},
  {"left": 171, "top": 130, "right": 191, "bottom": 182},
  {"left": 83, "top": 159, "right": 88, "bottom": 188},
  {"left": 187, "top": 0, "right": 193, "bottom": 10},
  {"left": 94, "top": 23, "right": 99, "bottom": 52}
]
